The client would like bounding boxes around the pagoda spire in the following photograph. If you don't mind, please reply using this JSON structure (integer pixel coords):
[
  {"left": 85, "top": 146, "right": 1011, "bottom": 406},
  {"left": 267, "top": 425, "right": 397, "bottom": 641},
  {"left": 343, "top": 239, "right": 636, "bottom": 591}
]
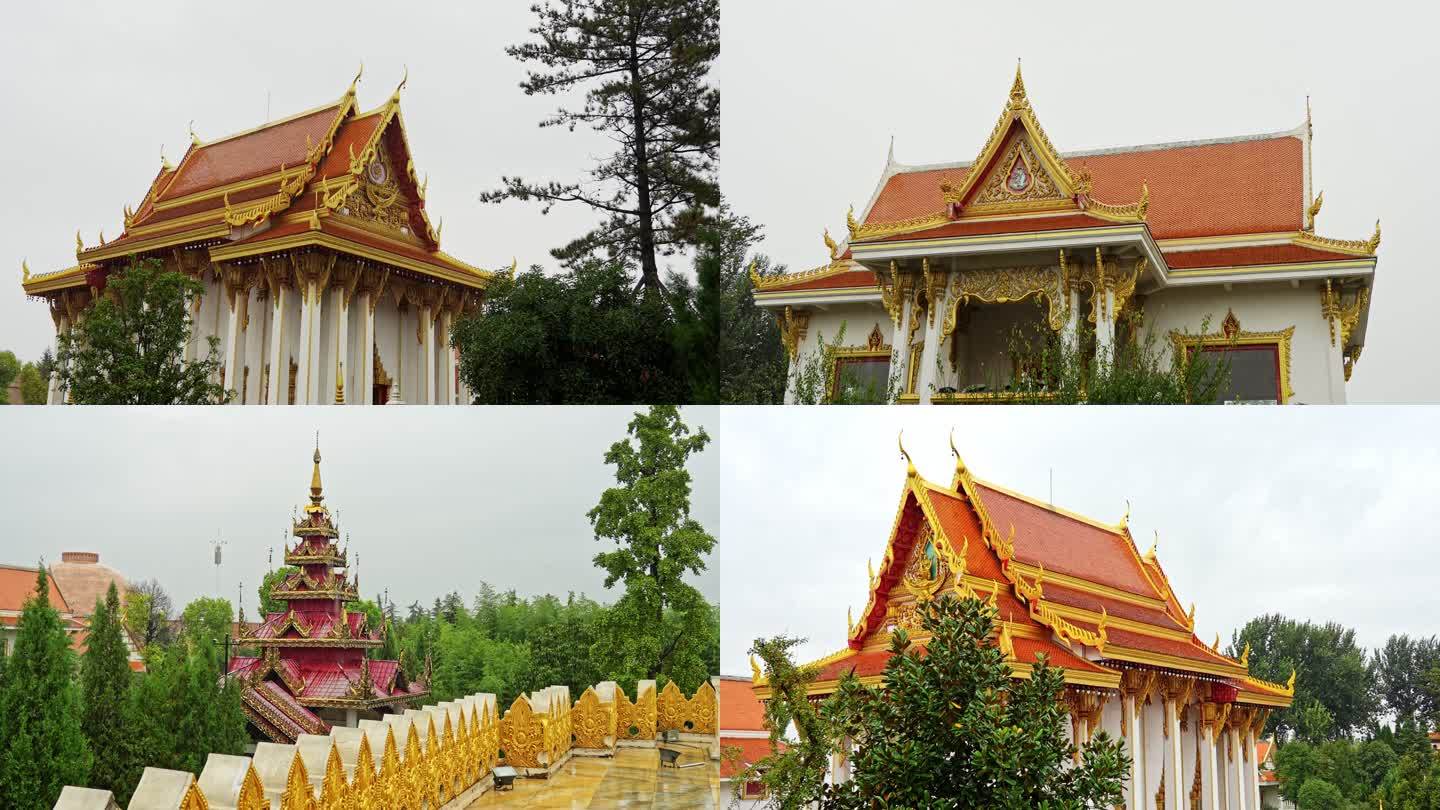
[{"left": 309, "top": 432, "right": 324, "bottom": 507}]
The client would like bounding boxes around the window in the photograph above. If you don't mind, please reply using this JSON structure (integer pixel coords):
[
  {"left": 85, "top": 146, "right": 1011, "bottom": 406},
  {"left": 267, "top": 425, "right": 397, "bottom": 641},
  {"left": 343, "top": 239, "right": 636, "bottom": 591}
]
[
  {"left": 1192, "top": 344, "right": 1283, "bottom": 404},
  {"left": 833, "top": 355, "right": 890, "bottom": 402}
]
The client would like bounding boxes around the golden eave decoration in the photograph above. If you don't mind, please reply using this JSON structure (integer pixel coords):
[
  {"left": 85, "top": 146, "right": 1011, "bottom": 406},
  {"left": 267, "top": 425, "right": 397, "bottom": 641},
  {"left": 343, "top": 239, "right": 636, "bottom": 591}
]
[{"left": 1294, "top": 219, "right": 1380, "bottom": 256}]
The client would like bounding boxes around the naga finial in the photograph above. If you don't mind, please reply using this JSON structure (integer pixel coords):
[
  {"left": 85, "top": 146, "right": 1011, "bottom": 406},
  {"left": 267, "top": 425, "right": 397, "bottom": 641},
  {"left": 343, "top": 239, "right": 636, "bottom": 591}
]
[
  {"left": 392, "top": 65, "right": 408, "bottom": 101},
  {"left": 847, "top": 606, "right": 854, "bottom": 633},
  {"left": 348, "top": 61, "right": 364, "bottom": 96},
  {"left": 75, "top": 230, "right": 83, "bottom": 253},
  {"left": 1286, "top": 668, "right": 1297, "bottom": 693},
  {"left": 1240, "top": 642, "right": 1251, "bottom": 668},
  {"left": 898, "top": 430, "right": 916, "bottom": 478},
  {"left": 1367, "top": 219, "right": 1381, "bottom": 253},
  {"left": 846, "top": 204, "right": 858, "bottom": 238},
  {"left": 1119, "top": 499, "right": 1130, "bottom": 530},
  {"left": 21, "top": 259, "right": 30, "bottom": 282},
  {"left": 867, "top": 557, "right": 875, "bottom": 584},
  {"left": 747, "top": 258, "right": 762, "bottom": 290},
  {"left": 1136, "top": 181, "right": 1150, "bottom": 221},
  {"left": 1146, "top": 530, "right": 1158, "bottom": 560},
  {"left": 949, "top": 427, "right": 967, "bottom": 477},
  {"left": 187, "top": 120, "right": 201, "bottom": 146},
  {"left": 823, "top": 227, "right": 839, "bottom": 260},
  {"left": 98, "top": 228, "right": 105, "bottom": 245},
  {"left": 749, "top": 654, "right": 763, "bottom": 685},
  {"left": 1306, "top": 190, "right": 1324, "bottom": 230}
]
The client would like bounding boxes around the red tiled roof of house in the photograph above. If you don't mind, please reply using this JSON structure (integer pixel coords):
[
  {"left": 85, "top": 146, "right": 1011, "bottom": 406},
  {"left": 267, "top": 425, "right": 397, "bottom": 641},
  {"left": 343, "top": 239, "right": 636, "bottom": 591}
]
[
  {"left": 0, "top": 564, "right": 71, "bottom": 613},
  {"left": 720, "top": 737, "right": 782, "bottom": 779},
  {"left": 1163, "top": 243, "right": 1358, "bottom": 269},
  {"left": 875, "top": 213, "right": 1116, "bottom": 243},
  {"left": 719, "top": 676, "right": 766, "bottom": 732}
]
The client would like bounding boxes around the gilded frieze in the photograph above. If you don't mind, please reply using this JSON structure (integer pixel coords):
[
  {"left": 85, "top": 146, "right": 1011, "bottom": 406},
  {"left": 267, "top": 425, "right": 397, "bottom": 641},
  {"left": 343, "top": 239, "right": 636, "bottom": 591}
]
[
  {"left": 572, "top": 687, "right": 615, "bottom": 749},
  {"left": 615, "top": 683, "right": 657, "bottom": 741},
  {"left": 945, "top": 266, "right": 1063, "bottom": 334}
]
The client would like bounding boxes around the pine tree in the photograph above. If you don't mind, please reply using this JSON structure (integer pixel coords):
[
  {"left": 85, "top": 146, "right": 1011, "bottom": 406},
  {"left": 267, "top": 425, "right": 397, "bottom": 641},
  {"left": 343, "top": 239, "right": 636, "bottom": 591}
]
[
  {"left": 81, "top": 583, "right": 132, "bottom": 795},
  {"left": 0, "top": 567, "right": 93, "bottom": 809}
]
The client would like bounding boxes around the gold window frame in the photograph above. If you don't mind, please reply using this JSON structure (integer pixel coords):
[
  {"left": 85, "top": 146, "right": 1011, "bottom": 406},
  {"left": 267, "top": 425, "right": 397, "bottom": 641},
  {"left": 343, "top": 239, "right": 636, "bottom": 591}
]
[
  {"left": 1169, "top": 325, "right": 1295, "bottom": 404},
  {"left": 829, "top": 345, "right": 894, "bottom": 402}
]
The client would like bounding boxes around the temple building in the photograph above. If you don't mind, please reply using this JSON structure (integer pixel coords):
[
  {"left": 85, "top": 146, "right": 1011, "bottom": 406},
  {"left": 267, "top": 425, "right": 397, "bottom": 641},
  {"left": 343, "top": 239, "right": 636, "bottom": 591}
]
[
  {"left": 750, "top": 436, "right": 1295, "bottom": 809},
  {"left": 754, "top": 66, "right": 1378, "bottom": 404},
  {"left": 226, "top": 442, "right": 427, "bottom": 743},
  {"left": 21, "top": 69, "right": 510, "bottom": 405}
]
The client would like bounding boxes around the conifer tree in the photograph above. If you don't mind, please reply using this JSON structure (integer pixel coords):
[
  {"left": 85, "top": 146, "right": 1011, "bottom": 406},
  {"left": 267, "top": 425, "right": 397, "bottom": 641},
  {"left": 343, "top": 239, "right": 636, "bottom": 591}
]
[
  {"left": 81, "top": 583, "right": 132, "bottom": 796},
  {"left": 0, "top": 567, "right": 93, "bottom": 809}
]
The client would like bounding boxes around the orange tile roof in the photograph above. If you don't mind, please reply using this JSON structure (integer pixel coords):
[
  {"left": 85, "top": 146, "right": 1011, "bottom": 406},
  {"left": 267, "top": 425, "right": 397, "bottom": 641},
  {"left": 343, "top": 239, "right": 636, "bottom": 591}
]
[
  {"left": 975, "top": 483, "right": 1159, "bottom": 597},
  {"left": 0, "top": 564, "right": 71, "bottom": 613},
  {"left": 158, "top": 105, "right": 342, "bottom": 201},
  {"left": 718, "top": 676, "right": 766, "bottom": 732},
  {"left": 866, "top": 134, "right": 1303, "bottom": 241},
  {"left": 1163, "top": 243, "right": 1357, "bottom": 269},
  {"left": 762, "top": 269, "right": 877, "bottom": 293},
  {"left": 720, "top": 737, "right": 781, "bottom": 779}
]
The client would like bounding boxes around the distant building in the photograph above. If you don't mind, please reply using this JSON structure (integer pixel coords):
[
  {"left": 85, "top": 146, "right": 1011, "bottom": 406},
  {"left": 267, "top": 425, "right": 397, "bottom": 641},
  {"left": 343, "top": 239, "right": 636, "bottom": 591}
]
[
  {"left": 719, "top": 675, "right": 778, "bottom": 807},
  {"left": 1256, "top": 738, "right": 1294, "bottom": 809},
  {"left": 0, "top": 558, "right": 143, "bottom": 671}
]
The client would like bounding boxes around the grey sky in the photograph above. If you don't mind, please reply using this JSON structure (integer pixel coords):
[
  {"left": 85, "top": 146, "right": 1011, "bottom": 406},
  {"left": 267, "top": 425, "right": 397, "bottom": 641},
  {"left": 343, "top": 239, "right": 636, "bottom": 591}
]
[
  {"left": 2, "top": 405, "right": 719, "bottom": 615},
  {"left": 719, "top": 406, "right": 1440, "bottom": 677},
  {"left": 721, "top": 0, "right": 1440, "bottom": 402},
  {"left": 0, "top": 1, "right": 644, "bottom": 363}
]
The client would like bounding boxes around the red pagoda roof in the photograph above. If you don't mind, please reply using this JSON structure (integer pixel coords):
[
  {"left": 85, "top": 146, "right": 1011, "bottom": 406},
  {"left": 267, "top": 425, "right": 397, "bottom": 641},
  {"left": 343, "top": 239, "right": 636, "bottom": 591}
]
[{"left": 762, "top": 441, "right": 1295, "bottom": 709}]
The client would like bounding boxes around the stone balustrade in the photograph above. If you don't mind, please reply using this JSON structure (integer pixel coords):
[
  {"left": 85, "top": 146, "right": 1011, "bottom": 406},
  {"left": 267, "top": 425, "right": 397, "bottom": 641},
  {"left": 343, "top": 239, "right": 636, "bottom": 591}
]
[{"left": 53, "top": 678, "right": 719, "bottom": 809}]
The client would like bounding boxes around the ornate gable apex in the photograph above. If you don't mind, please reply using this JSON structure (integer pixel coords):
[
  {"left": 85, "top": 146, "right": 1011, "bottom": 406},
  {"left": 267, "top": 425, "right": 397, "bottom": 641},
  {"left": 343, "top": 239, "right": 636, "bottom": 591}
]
[{"left": 942, "top": 64, "right": 1084, "bottom": 218}]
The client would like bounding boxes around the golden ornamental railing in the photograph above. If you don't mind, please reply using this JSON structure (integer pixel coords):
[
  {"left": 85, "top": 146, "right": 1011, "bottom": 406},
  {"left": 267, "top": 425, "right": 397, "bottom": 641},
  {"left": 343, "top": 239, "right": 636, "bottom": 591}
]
[{"left": 54, "top": 679, "right": 718, "bottom": 809}]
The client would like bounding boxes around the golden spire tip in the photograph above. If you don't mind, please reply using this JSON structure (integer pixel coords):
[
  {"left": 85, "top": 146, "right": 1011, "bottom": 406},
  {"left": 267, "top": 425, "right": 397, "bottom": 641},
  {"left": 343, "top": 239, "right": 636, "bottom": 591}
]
[{"left": 898, "top": 430, "right": 916, "bottom": 478}]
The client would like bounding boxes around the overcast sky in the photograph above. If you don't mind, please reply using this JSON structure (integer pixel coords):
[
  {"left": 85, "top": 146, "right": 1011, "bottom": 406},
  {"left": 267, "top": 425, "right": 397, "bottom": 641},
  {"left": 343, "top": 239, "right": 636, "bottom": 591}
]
[
  {"left": 0, "top": 1, "right": 646, "bottom": 363},
  {"left": 719, "top": 406, "right": 1440, "bottom": 678},
  {"left": 721, "top": 0, "right": 1440, "bottom": 402},
  {"left": 2, "top": 406, "right": 718, "bottom": 615}
]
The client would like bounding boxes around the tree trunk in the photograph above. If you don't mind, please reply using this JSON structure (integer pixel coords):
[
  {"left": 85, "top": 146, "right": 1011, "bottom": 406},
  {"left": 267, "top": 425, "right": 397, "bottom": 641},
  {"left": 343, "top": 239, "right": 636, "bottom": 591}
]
[{"left": 629, "top": 36, "right": 661, "bottom": 295}]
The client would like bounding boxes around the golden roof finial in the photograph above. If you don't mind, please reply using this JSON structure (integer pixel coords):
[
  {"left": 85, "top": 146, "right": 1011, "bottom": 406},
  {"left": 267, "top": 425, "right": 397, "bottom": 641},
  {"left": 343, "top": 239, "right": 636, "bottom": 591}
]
[
  {"left": 1367, "top": 219, "right": 1382, "bottom": 253},
  {"left": 310, "top": 432, "right": 324, "bottom": 505},
  {"left": 348, "top": 61, "right": 364, "bottom": 96},
  {"left": 99, "top": 228, "right": 105, "bottom": 245},
  {"left": 188, "top": 120, "right": 200, "bottom": 146},
  {"left": 75, "top": 230, "right": 83, "bottom": 253},
  {"left": 1186, "top": 602, "right": 1196, "bottom": 628},
  {"left": 823, "top": 227, "right": 839, "bottom": 260},
  {"left": 1286, "top": 668, "right": 1297, "bottom": 694},
  {"left": 747, "top": 259, "right": 762, "bottom": 290},
  {"left": 161, "top": 144, "right": 174, "bottom": 172},
  {"left": 1146, "top": 530, "right": 1158, "bottom": 561},
  {"left": 1306, "top": 190, "right": 1324, "bottom": 230},
  {"left": 847, "top": 606, "right": 854, "bottom": 633},
  {"left": 1137, "top": 181, "right": 1150, "bottom": 221},
  {"left": 1119, "top": 499, "right": 1130, "bottom": 530},
  {"left": 898, "top": 430, "right": 916, "bottom": 478},
  {"left": 749, "top": 654, "right": 763, "bottom": 685},
  {"left": 1212, "top": 632, "right": 1220, "bottom": 651},
  {"left": 867, "top": 557, "right": 874, "bottom": 584},
  {"left": 21, "top": 259, "right": 30, "bottom": 282},
  {"left": 998, "top": 622, "right": 1015, "bottom": 658},
  {"left": 1240, "top": 642, "right": 1251, "bottom": 668},
  {"left": 1009, "top": 59, "right": 1026, "bottom": 106},
  {"left": 846, "top": 205, "right": 858, "bottom": 239},
  {"left": 949, "top": 427, "right": 966, "bottom": 474},
  {"left": 391, "top": 65, "right": 408, "bottom": 102}
]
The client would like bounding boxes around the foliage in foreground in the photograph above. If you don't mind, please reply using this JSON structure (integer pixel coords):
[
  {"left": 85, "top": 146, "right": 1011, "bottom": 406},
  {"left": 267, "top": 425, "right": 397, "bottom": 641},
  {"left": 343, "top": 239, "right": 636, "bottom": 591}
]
[
  {"left": 741, "top": 595, "right": 1128, "bottom": 809},
  {"left": 55, "top": 258, "right": 230, "bottom": 404}
]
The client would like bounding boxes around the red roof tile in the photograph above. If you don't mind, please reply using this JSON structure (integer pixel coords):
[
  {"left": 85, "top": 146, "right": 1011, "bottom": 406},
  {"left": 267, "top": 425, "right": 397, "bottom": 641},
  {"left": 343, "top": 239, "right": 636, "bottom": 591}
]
[
  {"left": 761, "top": 269, "right": 877, "bottom": 293},
  {"left": 872, "top": 213, "right": 1116, "bottom": 243},
  {"left": 720, "top": 737, "right": 781, "bottom": 778},
  {"left": 1163, "top": 243, "right": 1358, "bottom": 269},
  {"left": 719, "top": 677, "right": 766, "bottom": 732},
  {"left": 866, "top": 134, "right": 1303, "bottom": 241},
  {"left": 0, "top": 565, "right": 71, "bottom": 613},
  {"left": 159, "top": 105, "right": 342, "bottom": 201}
]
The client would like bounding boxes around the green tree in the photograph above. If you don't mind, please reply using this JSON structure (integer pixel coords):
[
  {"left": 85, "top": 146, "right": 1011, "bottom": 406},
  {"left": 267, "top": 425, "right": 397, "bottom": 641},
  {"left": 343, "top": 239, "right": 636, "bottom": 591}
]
[
  {"left": 821, "top": 595, "right": 1128, "bottom": 809},
  {"left": 715, "top": 213, "right": 787, "bottom": 405},
  {"left": 588, "top": 406, "right": 716, "bottom": 690},
  {"left": 736, "top": 635, "right": 836, "bottom": 809},
  {"left": 452, "top": 262, "right": 687, "bottom": 404},
  {"left": 121, "top": 578, "right": 173, "bottom": 649},
  {"left": 669, "top": 232, "right": 722, "bottom": 402},
  {"left": 1296, "top": 777, "right": 1346, "bottom": 810},
  {"left": 81, "top": 584, "right": 132, "bottom": 796},
  {"left": 1374, "top": 634, "right": 1440, "bottom": 724},
  {"left": 1230, "top": 614, "right": 1374, "bottom": 739},
  {"left": 18, "top": 363, "right": 48, "bottom": 404},
  {"left": 178, "top": 597, "right": 233, "bottom": 652},
  {"left": 54, "top": 258, "right": 231, "bottom": 404},
  {"left": 258, "top": 566, "right": 299, "bottom": 615},
  {"left": 0, "top": 567, "right": 93, "bottom": 808},
  {"left": 1298, "top": 700, "right": 1336, "bottom": 744},
  {"left": 1276, "top": 741, "right": 1323, "bottom": 805},
  {"left": 0, "top": 349, "right": 20, "bottom": 403},
  {"left": 483, "top": 0, "right": 720, "bottom": 293}
]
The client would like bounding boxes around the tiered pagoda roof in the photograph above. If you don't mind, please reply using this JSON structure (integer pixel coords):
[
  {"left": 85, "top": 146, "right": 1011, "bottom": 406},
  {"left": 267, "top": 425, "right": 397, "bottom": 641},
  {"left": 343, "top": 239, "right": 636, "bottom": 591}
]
[
  {"left": 228, "top": 440, "right": 426, "bottom": 743},
  {"left": 753, "top": 65, "right": 1378, "bottom": 329},
  {"left": 22, "top": 67, "right": 511, "bottom": 298},
  {"left": 753, "top": 435, "right": 1295, "bottom": 711}
]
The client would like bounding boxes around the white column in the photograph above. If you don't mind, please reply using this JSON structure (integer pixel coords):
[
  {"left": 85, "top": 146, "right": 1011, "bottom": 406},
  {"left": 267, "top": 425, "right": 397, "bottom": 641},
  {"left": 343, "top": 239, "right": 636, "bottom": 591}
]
[
  {"left": 48, "top": 315, "right": 69, "bottom": 405},
  {"left": 265, "top": 287, "right": 287, "bottom": 405},
  {"left": 1247, "top": 728, "right": 1261, "bottom": 810},
  {"left": 916, "top": 273, "right": 947, "bottom": 404},
  {"left": 295, "top": 280, "right": 322, "bottom": 405},
  {"left": 421, "top": 304, "right": 436, "bottom": 405},
  {"left": 1126, "top": 693, "right": 1145, "bottom": 810},
  {"left": 1230, "top": 726, "right": 1246, "bottom": 810},
  {"left": 221, "top": 283, "right": 242, "bottom": 402},
  {"left": 1094, "top": 288, "right": 1115, "bottom": 366},
  {"left": 1202, "top": 718, "right": 1220, "bottom": 810},
  {"left": 439, "top": 309, "right": 456, "bottom": 405},
  {"left": 330, "top": 286, "right": 348, "bottom": 404},
  {"left": 358, "top": 293, "right": 374, "bottom": 405},
  {"left": 1168, "top": 699, "right": 1183, "bottom": 810},
  {"left": 893, "top": 293, "right": 913, "bottom": 401}
]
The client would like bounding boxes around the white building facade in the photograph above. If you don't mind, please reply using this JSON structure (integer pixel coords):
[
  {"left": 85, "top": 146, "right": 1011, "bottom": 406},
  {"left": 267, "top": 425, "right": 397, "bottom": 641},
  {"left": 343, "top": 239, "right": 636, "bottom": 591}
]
[{"left": 755, "top": 68, "right": 1377, "bottom": 404}]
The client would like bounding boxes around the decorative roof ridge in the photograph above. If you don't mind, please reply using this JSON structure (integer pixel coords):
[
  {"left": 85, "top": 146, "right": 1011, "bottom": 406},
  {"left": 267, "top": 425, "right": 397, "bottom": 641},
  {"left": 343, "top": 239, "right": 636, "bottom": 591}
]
[
  {"left": 749, "top": 257, "right": 857, "bottom": 292},
  {"left": 970, "top": 477, "right": 1127, "bottom": 537},
  {"left": 189, "top": 99, "right": 346, "bottom": 151},
  {"left": 877, "top": 127, "right": 1303, "bottom": 182},
  {"left": 1293, "top": 221, "right": 1381, "bottom": 257}
]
